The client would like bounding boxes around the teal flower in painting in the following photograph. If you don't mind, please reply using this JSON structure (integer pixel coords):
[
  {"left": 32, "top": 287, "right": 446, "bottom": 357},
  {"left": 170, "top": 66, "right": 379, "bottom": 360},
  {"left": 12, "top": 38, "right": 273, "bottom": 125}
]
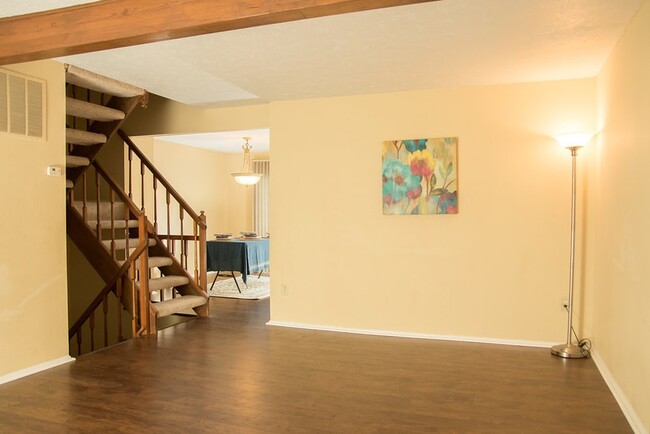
[
  {"left": 382, "top": 159, "right": 421, "bottom": 204},
  {"left": 403, "top": 139, "right": 428, "bottom": 153}
]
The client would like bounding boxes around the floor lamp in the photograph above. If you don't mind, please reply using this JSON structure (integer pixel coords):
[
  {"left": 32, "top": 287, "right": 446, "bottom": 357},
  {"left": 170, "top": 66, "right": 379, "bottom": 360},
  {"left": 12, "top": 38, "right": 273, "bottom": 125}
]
[{"left": 551, "top": 132, "right": 593, "bottom": 359}]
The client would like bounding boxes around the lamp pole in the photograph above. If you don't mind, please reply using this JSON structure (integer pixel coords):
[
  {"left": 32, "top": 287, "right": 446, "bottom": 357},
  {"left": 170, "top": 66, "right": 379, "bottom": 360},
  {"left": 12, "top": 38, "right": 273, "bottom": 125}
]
[{"left": 551, "top": 145, "right": 586, "bottom": 359}]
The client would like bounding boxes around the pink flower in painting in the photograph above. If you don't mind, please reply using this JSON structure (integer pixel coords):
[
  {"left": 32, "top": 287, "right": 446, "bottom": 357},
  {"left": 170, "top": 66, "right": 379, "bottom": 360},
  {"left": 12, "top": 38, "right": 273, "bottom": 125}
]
[
  {"left": 384, "top": 193, "right": 398, "bottom": 205},
  {"left": 407, "top": 150, "right": 435, "bottom": 178},
  {"left": 407, "top": 185, "right": 422, "bottom": 200}
]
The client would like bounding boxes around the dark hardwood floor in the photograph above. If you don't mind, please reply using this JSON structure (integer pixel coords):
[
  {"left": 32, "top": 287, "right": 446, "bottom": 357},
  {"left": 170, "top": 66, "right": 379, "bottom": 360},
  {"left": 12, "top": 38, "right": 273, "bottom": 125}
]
[{"left": 0, "top": 298, "right": 632, "bottom": 433}]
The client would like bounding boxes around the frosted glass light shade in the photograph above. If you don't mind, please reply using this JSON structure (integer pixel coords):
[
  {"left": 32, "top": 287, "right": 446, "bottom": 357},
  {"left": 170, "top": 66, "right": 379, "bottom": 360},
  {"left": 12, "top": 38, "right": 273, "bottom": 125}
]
[
  {"left": 554, "top": 132, "right": 595, "bottom": 149},
  {"left": 232, "top": 173, "right": 263, "bottom": 185}
]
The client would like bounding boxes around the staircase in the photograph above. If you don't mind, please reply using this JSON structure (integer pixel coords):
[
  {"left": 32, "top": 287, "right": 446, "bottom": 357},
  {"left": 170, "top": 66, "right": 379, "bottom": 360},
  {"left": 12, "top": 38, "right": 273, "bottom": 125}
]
[{"left": 64, "top": 65, "right": 209, "bottom": 356}]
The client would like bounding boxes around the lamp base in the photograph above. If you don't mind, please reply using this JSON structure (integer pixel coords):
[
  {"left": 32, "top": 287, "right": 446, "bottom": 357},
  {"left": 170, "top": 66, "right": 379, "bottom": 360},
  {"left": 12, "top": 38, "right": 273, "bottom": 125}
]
[{"left": 551, "top": 343, "right": 587, "bottom": 359}]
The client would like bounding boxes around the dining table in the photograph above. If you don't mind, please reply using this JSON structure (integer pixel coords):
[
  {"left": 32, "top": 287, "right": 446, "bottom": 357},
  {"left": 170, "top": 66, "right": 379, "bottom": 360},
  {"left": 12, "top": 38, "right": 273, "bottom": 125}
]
[{"left": 206, "top": 237, "right": 270, "bottom": 292}]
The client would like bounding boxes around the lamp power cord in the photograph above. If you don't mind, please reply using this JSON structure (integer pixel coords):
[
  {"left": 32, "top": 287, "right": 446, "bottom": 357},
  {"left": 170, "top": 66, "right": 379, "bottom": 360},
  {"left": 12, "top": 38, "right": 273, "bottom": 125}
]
[{"left": 565, "top": 305, "right": 592, "bottom": 358}]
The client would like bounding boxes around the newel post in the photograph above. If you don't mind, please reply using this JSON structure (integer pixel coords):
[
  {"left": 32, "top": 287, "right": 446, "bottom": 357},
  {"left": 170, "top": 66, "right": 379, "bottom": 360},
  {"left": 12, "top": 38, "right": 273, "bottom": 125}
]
[
  {"left": 137, "top": 209, "right": 150, "bottom": 334},
  {"left": 199, "top": 211, "right": 207, "bottom": 292}
]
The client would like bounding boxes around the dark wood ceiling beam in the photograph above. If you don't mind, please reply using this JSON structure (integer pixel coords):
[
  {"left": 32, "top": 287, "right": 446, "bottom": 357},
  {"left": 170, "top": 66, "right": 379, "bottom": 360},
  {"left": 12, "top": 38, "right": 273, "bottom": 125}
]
[{"left": 0, "top": 0, "right": 438, "bottom": 66}]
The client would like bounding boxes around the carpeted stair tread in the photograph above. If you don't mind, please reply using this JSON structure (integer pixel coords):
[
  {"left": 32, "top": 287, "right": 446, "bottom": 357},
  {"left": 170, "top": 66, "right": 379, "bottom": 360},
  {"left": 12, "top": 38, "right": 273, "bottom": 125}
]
[
  {"left": 65, "top": 64, "right": 146, "bottom": 98},
  {"left": 152, "top": 295, "right": 206, "bottom": 318},
  {"left": 117, "top": 256, "right": 173, "bottom": 268},
  {"left": 148, "top": 275, "right": 190, "bottom": 292},
  {"left": 66, "top": 155, "right": 90, "bottom": 168},
  {"left": 66, "top": 179, "right": 73, "bottom": 189},
  {"left": 73, "top": 201, "right": 128, "bottom": 220},
  {"left": 147, "top": 256, "right": 173, "bottom": 268},
  {"left": 103, "top": 237, "right": 155, "bottom": 250},
  {"left": 66, "top": 128, "right": 107, "bottom": 146},
  {"left": 86, "top": 219, "right": 139, "bottom": 229},
  {"left": 66, "top": 97, "right": 125, "bottom": 122}
]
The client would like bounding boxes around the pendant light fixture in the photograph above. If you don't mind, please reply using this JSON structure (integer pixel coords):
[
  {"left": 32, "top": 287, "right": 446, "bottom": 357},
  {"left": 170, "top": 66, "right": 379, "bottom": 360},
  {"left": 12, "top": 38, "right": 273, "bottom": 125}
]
[{"left": 231, "top": 136, "right": 262, "bottom": 186}]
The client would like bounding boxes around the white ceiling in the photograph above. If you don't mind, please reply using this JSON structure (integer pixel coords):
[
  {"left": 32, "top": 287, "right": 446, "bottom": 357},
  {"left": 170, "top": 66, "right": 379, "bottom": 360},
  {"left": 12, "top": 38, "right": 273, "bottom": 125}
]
[
  {"left": 54, "top": 0, "right": 643, "bottom": 107},
  {"left": 155, "top": 129, "right": 270, "bottom": 154},
  {"left": 2, "top": 0, "right": 643, "bottom": 151}
]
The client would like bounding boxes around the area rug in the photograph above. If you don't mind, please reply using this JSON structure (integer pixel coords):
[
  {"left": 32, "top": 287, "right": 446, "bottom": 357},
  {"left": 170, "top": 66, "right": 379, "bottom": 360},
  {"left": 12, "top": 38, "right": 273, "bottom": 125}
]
[{"left": 208, "top": 276, "right": 270, "bottom": 300}]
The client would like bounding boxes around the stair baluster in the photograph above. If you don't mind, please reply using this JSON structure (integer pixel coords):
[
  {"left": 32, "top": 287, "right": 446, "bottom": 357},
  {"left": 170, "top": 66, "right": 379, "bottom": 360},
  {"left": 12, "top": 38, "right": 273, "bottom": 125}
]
[
  {"left": 140, "top": 160, "right": 145, "bottom": 211},
  {"left": 128, "top": 148, "right": 133, "bottom": 199},
  {"left": 116, "top": 278, "right": 124, "bottom": 342},
  {"left": 102, "top": 294, "right": 109, "bottom": 347},
  {"left": 82, "top": 172, "right": 88, "bottom": 222},
  {"left": 166, "top": 191, "right": 172, "bottom": 254},
  {"left": 76, "top": 330, "right": 82, "bottom": 356},
  {"left": 153, "top": 177, "right": 158, "bottom": 233},
  {"left": 123, "top": 200, "right": 130, "bottom": 262},
  {"left": 110, "top": 189, "right": 116, "bottom": 259},
  {"left": 180, "top": 208, "right": 185, "bottom": 269},
  {"left": 129, "top": 274, "right": 137, "bottom": 337},
  {"left": 89, "top": 311, "right": 95, "bottom": 351},
  {"left": 95, "top": 170, "right": 101, "bottom": 241},
  {"left": 193, "top": 220, "right": 199, "bottom": 283}
]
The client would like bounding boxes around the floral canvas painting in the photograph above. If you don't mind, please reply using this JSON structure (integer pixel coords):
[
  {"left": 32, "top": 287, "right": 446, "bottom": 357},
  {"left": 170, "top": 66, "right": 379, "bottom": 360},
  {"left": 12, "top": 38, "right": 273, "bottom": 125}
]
[{"left": 382, "top": 137, "right": 458, "bottom": 215}]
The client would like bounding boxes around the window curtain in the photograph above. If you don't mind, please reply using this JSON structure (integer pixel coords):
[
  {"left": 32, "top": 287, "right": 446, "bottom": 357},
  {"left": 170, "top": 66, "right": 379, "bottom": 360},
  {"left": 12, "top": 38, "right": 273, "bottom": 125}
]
[{"left": 253, "top": 160, "right": 270, "bottom": 235}]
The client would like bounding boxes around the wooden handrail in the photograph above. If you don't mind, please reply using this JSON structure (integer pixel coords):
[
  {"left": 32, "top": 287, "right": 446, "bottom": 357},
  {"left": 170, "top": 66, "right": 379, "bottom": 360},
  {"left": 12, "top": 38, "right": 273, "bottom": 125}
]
[
  {"left": 118, "top": 129, "right": 206, "bottom": 229},
  {"left": 69, "top": 233, "right": 148, "bottom": 339}
]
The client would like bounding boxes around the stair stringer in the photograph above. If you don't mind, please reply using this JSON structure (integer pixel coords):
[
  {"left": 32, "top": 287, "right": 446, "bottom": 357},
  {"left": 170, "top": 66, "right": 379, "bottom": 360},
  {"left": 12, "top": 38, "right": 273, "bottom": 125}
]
[
  {"left": 66, "top": 93, "right": 146, "bottom": 186},
  {"left": 66, "top": 202, "right": 136, "bottom": 316}
]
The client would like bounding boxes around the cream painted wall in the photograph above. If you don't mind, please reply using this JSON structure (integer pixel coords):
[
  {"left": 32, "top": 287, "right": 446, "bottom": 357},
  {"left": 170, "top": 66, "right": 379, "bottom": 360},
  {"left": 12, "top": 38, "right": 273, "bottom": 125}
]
[
  {"left": 270, "top": 79, "right": 596, "bottom": 343},
  {"left": 124, "top": 93, "right": 269, "bottom": 137},
  {"left": 0, "top": 61, "right": 68, "bottom": 376},
  {"left": 152, "top": 138, "right": 231, "bottom": 235},
  {"left": 593, "top": 0, "right": 650, "bottom": 430}
]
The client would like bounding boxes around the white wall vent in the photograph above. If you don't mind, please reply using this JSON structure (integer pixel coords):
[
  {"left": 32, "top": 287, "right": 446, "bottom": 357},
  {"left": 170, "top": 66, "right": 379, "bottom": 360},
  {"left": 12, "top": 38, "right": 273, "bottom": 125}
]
[{"left": 0, "top": 68, "right": 46, "bottom": 140}]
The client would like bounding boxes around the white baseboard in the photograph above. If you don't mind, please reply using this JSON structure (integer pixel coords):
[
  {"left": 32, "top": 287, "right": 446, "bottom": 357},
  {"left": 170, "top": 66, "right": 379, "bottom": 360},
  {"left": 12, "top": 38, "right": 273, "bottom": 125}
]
[
  {"left": 0, "top": 355, "right": 75, "bottom": 385},
  {"left": 592, "top": 351, "right": 647, "bottom": 434},
  {"left": 266, "top": 320, "right": 555, "bottom": 348}
]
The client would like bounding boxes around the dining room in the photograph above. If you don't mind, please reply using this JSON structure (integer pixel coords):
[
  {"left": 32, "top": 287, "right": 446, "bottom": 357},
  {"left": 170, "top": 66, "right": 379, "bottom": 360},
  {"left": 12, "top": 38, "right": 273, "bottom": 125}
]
[{"left": 127, "top": 126, "right": 272, "bottom": 301}]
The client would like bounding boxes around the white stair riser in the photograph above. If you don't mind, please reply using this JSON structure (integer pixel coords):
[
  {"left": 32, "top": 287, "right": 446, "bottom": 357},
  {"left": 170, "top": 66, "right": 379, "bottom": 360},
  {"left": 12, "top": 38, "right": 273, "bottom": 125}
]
[{"left": 152, "top": 295, "right": 207, "bottom": 318}]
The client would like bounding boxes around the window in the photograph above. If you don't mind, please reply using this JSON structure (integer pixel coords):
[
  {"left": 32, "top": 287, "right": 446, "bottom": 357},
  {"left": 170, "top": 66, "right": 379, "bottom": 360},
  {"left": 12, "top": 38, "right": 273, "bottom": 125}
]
[{"left": 253, "top": 160, "right": 270, "bottom": 235}]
